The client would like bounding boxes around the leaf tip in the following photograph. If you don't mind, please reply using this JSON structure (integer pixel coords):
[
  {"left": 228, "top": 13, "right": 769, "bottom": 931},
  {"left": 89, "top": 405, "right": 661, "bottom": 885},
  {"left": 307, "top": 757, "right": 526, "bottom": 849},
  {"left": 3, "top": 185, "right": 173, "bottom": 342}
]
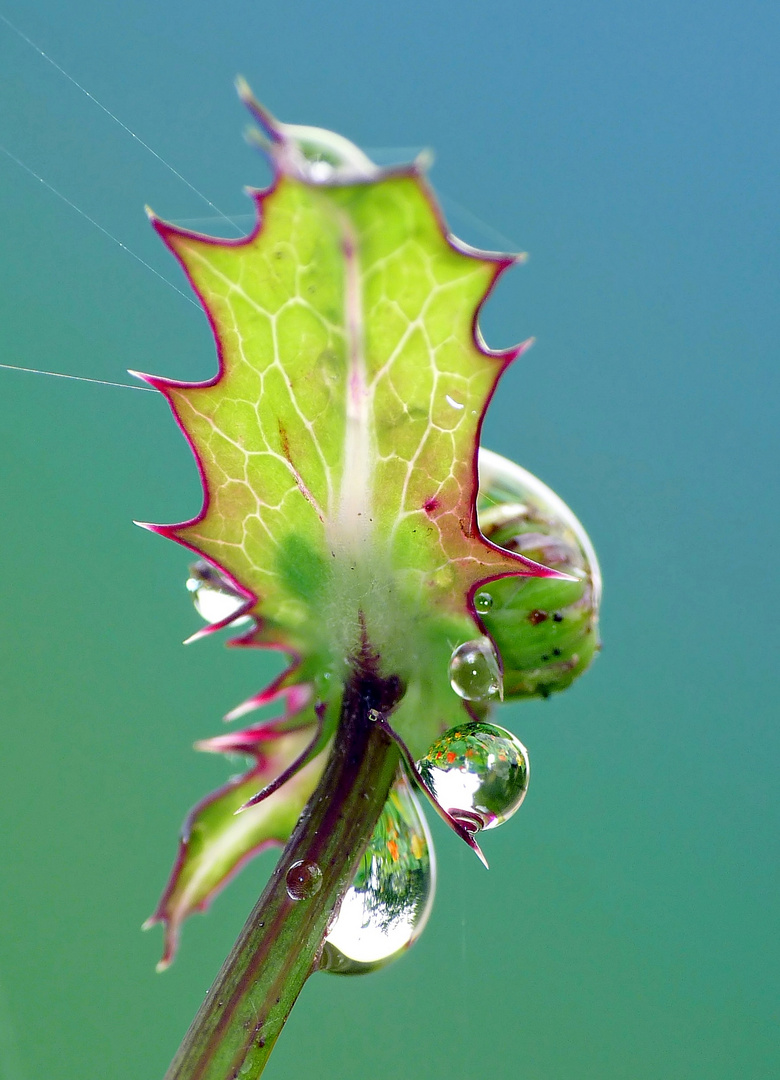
[
  {"left": 243, "top": 126, "right": 268, "bottom": 153},
  {"left": 234, "top": 73, "right": 251, "bottom": 101},
  {"left": 235, "top": 76, "right": 281, "bottom": 144},
  {"left": 223, "top": 698, "right": 254, "bottom": 723},
  {"left": 183, "top": 603, "right": 253, "bottom": 645},
  {"left": 127, "top": 368, "right": 158, "bottom": 389},
  {"left": 507, "top": 336, "right": 535, "bottom": 364},
  {"left": 414, "top": 147, "right": 435, "bottom": 172},
  {"left": 133, "top": 519, "right": 164, "bottom": 535},
  {"left": 471, "top": 840, "right": 490, "bottom": 870}
]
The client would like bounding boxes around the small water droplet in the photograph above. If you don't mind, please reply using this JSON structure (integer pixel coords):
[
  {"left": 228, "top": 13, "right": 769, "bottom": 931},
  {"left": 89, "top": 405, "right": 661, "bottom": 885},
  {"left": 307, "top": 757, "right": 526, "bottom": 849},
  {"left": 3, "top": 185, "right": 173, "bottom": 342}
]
[
  {"left": 474, "top": 591, "right": 493, "bottom": 614},
  {"left": 445, "top": 394, "right": 465, "bottom": 410},
  {"left": 321, "top": 772, "right": 435, "bottom": 975},
  {"left": 309, "top": 160, "right": 335, "bottom": 182},
  {"left": 417, "top": 721, "right": 529, "bottom": 831},
  {"left": 186, "top": 560, "right": 249, "bottom": 626},
  {"left": 286, "top": 860, "right": 323, "bottom": 901},
  {"left": 448, "top": 637, "right": 502, "bottom": 701}
]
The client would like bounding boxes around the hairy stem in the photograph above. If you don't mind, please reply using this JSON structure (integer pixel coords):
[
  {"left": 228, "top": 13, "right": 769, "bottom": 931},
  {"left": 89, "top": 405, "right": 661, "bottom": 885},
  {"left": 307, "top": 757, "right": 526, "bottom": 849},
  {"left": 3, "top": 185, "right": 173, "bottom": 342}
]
[{"left": 163, "top": 658, "right": 403, "bottom": 1080}]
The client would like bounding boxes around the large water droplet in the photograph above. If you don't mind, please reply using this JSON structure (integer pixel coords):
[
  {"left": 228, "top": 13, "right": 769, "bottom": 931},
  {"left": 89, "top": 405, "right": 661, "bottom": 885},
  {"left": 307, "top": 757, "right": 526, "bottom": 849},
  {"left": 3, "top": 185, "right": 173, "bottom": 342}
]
[
  {"left": 286, "top": 860, "right": 323, "bottom": 901},
  {"left": 321, "top": 772, "right": 435, "bottom": 975},
  {"left": 448, "top": 637, "right": 502, "bottom": 701},
  {"left": 417, "top": 721, "right": 529, "bottom": 832},
  {"left": 186, "top": 560, "right": 250, "bottom": 626}
]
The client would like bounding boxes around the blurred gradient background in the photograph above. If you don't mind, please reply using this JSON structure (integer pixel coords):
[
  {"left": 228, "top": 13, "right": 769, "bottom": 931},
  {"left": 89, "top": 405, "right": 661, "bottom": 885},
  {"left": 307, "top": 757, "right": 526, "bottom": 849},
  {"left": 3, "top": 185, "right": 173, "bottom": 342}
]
[{"left": 1, "top": 1, "right": 777, "bottom": 1077}]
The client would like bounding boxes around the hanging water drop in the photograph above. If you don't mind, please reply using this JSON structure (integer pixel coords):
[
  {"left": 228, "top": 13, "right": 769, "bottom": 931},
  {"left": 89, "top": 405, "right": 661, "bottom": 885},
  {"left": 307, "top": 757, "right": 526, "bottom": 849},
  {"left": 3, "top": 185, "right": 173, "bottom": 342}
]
[
  {"left": 474, "top": 591, "right": 493, "bottom": 614},
  {"left": 320, "top": 771, "right": 435, "bottom": 975},
  {"left": 448, "top": 637, "right": 502, "bottom": 701},
  {"left": 186, "top": 560, "right": 250, "bottom": 626},
  {"left": 417, "top": 721, "right": 529, "bottom": 832},
  {"left": 286, "top": 860, "right": 323, "bottom": 901}
]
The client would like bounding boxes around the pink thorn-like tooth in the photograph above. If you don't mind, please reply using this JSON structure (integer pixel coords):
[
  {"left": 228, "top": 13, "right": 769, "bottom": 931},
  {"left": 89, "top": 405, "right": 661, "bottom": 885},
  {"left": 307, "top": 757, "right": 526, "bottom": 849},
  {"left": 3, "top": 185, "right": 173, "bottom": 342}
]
[
  {"left": 195, "top": 715, "right": 314, "bottom": 756},
  {"left": 236, "top": 714, "right": 325, "bottom": 814},
  {"left": 182, "top": 603, "right": 254, "bottom": 646},
  {"left": 235, "top": 76, "right": 284, "bottom": 144},
  {"left": 132, "top": 519, "right": 166, "bottom": 535},
  {"left": 223, "top": 676, "right": 312, "bottom": 724}
]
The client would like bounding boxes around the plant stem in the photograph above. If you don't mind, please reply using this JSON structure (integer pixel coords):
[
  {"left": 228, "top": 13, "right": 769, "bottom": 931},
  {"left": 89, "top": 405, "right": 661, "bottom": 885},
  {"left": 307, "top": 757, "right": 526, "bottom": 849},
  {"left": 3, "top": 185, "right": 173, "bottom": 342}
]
[{"left": 163, "top": 656, "right": 403, "bottom": 1080}]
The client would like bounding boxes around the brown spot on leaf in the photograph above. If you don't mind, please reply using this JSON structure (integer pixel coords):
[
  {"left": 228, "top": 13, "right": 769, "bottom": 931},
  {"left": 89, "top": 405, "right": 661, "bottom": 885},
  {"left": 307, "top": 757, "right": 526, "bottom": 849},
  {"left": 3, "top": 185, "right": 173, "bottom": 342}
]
[
  {"left": 528, "top": 609, "right": 549, "bottom": 625},
  {"left": 277, "top": 421, "right": 291, "bottom": 461}
]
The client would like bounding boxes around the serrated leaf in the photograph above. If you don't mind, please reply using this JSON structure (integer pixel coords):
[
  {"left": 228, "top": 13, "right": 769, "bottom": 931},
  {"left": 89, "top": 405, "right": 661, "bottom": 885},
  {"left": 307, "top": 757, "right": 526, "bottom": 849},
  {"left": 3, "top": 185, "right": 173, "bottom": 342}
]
[
  {"left": 145, "top": 724, "right": 327, "bottom": 969},
  {"left": 142, "top": 95, "right": 567, "bottom": 964},
  {"left": 140, "top": 99, "right": 558, "bottom": 759}
]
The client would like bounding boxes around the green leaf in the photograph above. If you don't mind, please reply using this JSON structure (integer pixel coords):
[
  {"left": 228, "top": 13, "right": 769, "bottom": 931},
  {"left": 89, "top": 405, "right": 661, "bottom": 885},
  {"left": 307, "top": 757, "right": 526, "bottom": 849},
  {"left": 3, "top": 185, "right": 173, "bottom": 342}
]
[
  {"left": 140, "top": 92, "right": 571, "bottom": 964},
  {"left": 145, "top": 724, "right": 327, "bottom": 970},
  {"left": 139, "top": 95, "right": 558, "bottom": 759}
]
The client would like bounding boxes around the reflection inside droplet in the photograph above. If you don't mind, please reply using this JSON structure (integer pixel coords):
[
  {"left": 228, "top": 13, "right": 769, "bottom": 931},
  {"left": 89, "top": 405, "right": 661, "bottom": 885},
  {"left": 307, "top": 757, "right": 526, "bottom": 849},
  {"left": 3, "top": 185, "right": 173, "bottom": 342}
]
[
  {"left": 448, "top": 637, "right": 503, "bottom": 701},
  {"left": 186, "top": 560, "right": 250, "bottom": 626},
  {"left": 417, "top": 721, "right": 529, "bottom": 832},
  {"left": 320, "top": 771, "right": 435, "bottom": 975}
]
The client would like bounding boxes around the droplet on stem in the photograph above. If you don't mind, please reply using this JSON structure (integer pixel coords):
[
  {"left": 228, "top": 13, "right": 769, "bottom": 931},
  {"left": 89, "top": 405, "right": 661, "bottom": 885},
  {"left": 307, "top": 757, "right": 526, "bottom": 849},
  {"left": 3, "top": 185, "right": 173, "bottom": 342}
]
[
  {"left": 417, "top": 721, "right": 529, "bottom": 832},
  {"left": 286, "top": 860, "right": 323, "bottom": 901},
  {"left": 320, "top": 772, "right": 435, "bottom": 975}
]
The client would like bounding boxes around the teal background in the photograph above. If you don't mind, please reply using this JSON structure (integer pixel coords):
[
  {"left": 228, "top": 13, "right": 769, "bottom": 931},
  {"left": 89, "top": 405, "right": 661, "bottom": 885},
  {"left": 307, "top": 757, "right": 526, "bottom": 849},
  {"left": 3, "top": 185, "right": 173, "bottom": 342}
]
[{"left": 1, "top": 1, "right": 777, "bottom": 1077}]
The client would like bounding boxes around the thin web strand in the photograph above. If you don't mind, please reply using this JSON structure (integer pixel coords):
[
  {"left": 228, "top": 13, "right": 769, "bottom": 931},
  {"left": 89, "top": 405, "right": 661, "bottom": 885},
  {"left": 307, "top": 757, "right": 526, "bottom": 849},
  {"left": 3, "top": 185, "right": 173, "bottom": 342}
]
[
  {"left": 0, "top": 11, "right": 243, "bottom": 236},
  {"left": 0, "top": 363, "right": 155, "bottom": 392},
  {"left": 0, "top": 143, "right": 199, "bottom": 308}
]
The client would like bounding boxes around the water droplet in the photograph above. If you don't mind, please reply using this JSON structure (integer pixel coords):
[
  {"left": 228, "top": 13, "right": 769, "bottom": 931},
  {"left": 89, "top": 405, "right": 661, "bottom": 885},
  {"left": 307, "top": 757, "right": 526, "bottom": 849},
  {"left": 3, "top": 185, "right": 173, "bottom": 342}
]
[
  {"left": 309, "top": 160, "right": 335, "bottom": 182},
  {"left": 321, "top": 772, "right": 435, "bottom": 974},
  {"left": 417, "top": 721, "right": 529, "bottom": 832},
  {"left": 186, "top": 560, "right": 249, "bottom": 626},
  {"left": 448, "top": 637, "right": 502, "bottom": 701},
  {"left": 286, "top": 860, "right": 323, "bottom": 901},
  {"left": 474, "top": 591, "right": 493, "bottom": 614}
]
